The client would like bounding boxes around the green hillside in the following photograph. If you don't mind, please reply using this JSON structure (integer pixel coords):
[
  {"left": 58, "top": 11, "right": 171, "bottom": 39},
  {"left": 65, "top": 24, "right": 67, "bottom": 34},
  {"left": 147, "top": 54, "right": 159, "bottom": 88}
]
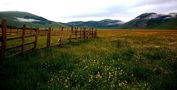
[
  {"left": 154, "top": 18, "right": 177, "bottom": 29},
  {"left": 0, "top": 11, "right": 66, "bottom": 28},
  {"left": 67, "top": 19, "right": 124, "bottom": 29},
  {"left": 121, "top": 13, "right": 177, "bottom": 29},
  {"left": 1, "top": 11, "right": 176, "bottom": 29}
]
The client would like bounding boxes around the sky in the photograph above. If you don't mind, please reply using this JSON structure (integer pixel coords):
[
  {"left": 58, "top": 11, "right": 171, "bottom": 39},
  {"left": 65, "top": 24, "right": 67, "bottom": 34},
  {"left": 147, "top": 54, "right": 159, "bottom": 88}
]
[{"left": 0, "top": 0, "right": 177, "bottom": 23}]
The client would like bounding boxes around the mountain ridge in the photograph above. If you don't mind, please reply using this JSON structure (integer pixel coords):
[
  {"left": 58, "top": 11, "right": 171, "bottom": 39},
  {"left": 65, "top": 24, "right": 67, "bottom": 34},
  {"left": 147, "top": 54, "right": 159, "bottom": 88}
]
[
  {"left": 67, "top": 19, "right": 124, "bottom": 29},
  {"left": 0, "top": 11, "right": 66, "bottom": 28},
  {"left": 0, "top": 11, "right": 177, "bottom": 29},
  {"left": 120, "top": 13, "right": 177, "bottom": 29}
]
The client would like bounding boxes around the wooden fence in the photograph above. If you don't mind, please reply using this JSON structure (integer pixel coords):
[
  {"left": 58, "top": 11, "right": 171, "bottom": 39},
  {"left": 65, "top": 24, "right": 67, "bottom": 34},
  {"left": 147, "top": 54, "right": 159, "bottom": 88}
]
[
  {"left": 68, "top": 27, "right": 97, "bottom": 42},
  {"left": 0, "top": 19, "right": 97, "bottom": 64}
]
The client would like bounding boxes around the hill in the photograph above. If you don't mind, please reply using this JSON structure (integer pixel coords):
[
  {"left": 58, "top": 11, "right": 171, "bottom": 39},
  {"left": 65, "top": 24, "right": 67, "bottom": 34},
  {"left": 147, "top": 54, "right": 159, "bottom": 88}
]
[
  {"left": 0, "top": 11, "right": 66, "bottom": 28},
  {"left": 121, "top": 13, "right": 177, "bottom": 29},
  {"left": 67, "top": 19, "right": 124, "bottom": 29},
  {"left": 0, "top": 11, "right": 177, "bottom": 29}
]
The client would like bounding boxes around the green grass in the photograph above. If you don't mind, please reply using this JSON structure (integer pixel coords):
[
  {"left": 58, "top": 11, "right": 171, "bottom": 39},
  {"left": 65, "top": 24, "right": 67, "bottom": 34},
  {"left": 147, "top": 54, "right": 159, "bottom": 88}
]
[{"left": 0, "top": 30, "right": 177, "bottom": 90}]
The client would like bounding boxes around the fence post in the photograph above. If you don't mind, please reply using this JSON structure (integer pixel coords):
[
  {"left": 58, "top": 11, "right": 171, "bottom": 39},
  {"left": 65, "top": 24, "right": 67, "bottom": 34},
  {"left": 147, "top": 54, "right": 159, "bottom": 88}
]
[
  {"left": 86, "top": 28, "right": 88, "bottom": 39},
  {"left": 16, "top": 29, "right": 18, "bottom": 34},
  {"left": 69, "top": 27, "right": 73, "bottom": 42},
  {"left": 47, "top": 28, "right": 51, "bottom": 48},
  {"left": 88, "top": 28, "right": 90, "bottom": 39},
  {"left": 87, "top": 28, "right": 89, "bottom": 39},
  {"left": 95, "top": 28, "right": 97, "bottom": 38},
  {"left": 0, "top": 19, "right": 7, "bottom": 64},
  {"left": 80, "top": 27, "right": 82, "bottom": 39},
  {"left": 21, "top": 25, "right": 26, "bottom": 54},
  {"left": 34, "top": 28, "right": 38, "bottom": 49},
  {"left": 58, "top": 27, "right": 63, "bottom": 47},
  {"left": 75, "top": 27, "right": 77, "bottom": 39},
  {"left": 93, "top": 28, "right": 95, "bottom": 38},
  {"left": 83, "top": 27, "right": 86, "bottom": 40},
  {"left": 92, "top": 28, "right": 94, "bottom": 38}
]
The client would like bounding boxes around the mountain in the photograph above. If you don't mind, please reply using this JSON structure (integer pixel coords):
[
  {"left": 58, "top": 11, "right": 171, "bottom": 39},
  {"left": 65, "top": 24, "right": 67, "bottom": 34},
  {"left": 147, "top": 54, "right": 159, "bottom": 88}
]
[
  {"left": 121, "top": 13, "right": 177, "bottom": 29},
  {"left": 0, "top": 11, "right": 176, "bottom": 29},
  {"left": 0, "top": 11, "right": 66, "bottom": 28},
  {"left": 67, "top": 19, "right": 124, "bottom": 29}
]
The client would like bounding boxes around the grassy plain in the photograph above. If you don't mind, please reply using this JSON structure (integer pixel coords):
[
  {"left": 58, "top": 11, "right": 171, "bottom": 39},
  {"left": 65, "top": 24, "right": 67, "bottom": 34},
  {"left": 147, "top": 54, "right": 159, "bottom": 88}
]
[{"left": 0, "top": 29, "right": 177, "bottom": 90}]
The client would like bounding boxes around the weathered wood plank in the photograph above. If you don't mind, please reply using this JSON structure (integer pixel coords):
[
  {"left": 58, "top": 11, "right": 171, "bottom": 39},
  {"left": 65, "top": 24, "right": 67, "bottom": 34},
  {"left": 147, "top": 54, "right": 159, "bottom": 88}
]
[
  {"left": 34, "top": 29, "right": 38, "bottom": 49},
  {"left": 47, "top": 28, "right": 51, "bottom": 48},
  {"left": 21, "top": 25, "right": 26, "bottom": 54},
  {"left": 0, "top": 19, "right": 7, "bottom": 64}
]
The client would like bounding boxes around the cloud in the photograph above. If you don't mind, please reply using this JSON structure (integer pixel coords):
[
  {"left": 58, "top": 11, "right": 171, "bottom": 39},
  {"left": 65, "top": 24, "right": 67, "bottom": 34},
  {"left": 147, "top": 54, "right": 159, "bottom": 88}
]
[
  {"left": 62, "top": 0, "right": 177, "bottom": 22},
  {"left": 135, "top": 0, "right": 177, "bottom": 6},
  {"left": 132, "top": 0, "right": 177, "bottom": 14},
  {"left": 0, "top": 0, "right": 177, "bottom": 22},
  {"left": 61, "top": 1, "right": 137, "bottom": 22},
  {"left": 64, "top": 6, "right": 127, "bottom": 18}
]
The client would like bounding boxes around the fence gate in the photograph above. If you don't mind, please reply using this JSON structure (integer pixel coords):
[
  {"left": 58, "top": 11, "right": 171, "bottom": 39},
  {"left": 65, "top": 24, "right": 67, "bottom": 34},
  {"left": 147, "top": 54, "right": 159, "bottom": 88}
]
[{"left": 0, "top": 19, "right": 97, "bottom": 64}]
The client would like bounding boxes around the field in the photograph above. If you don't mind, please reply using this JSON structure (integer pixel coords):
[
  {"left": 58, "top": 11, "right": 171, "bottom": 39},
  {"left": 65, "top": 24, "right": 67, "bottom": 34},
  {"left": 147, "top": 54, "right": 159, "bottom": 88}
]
[{"left": 0, "top": 29, "right": 177, "bottom": 90}]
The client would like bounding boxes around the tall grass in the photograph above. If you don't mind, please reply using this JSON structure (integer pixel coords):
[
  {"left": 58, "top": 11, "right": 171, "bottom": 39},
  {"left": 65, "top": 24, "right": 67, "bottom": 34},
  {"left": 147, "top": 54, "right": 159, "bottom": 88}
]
[{"left": 0, "top": 30, "right": 177, "bottom": 90}]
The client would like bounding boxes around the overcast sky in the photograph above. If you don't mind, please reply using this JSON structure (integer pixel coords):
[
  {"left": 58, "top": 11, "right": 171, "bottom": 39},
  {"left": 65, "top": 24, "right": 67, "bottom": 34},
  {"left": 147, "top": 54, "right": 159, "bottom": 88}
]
[{"left": 0, "top": 0, "right": 177, "bottom": 22}]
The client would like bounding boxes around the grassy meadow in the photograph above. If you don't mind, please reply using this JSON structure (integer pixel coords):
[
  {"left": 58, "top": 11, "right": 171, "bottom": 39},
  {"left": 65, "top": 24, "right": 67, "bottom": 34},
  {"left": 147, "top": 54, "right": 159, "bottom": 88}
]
[{"left": 0, "top": 29, "right": 177, "bottom": 90}]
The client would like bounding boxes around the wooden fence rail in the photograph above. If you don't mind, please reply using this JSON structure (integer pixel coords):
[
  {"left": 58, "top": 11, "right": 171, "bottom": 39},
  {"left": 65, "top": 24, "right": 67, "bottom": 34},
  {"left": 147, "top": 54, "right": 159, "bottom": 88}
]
[
  {"left": 68, "top": 27, "right": 97, "bottom": 42},
  {"left": 0, "top": 19, "right": 7, "bottom": 64},
  {"left": 0, "top": 19, "right": 97, "bottom": 64}
]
